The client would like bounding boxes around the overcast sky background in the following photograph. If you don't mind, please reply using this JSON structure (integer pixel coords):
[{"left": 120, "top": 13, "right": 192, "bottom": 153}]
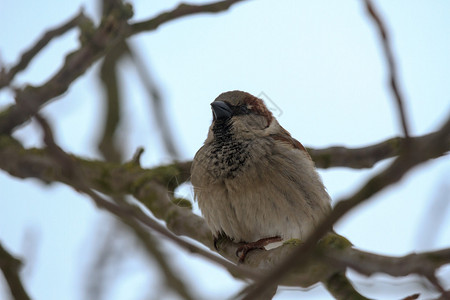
[{"left": 1, "top": 1, "right": 449, "bottom": 299}]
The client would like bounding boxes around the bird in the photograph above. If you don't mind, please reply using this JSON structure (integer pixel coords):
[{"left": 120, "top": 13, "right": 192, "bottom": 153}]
[{"left": 191, "top": 90, "right": 331, "bottom": 262}]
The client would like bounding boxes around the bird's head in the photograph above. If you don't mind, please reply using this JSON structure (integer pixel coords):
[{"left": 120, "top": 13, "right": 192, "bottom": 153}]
[{"left": 209, "top": 91, "right": 274, "bottom": 138}]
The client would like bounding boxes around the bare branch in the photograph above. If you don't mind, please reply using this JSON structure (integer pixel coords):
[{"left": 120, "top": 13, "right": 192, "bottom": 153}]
[
  {"left": 425, "top": 274, "right": 450, "bottom": 299},
  {"left": 127, "top": 45, "right": 181, "bottom": 159},
  {"left": 433, "top": 291, "right": 450, "bottom": 300},
  {"left": 98, "top": 39, "right": 127, "bottom": 162},
  {"left": 402, "top": 294, "right": 420, "bottom": 300},
  {"left": 309, "top": 130, "right": 449, "bottom": 169},
  {"left": 363, "top": 0, "right": 410, "bottom": 139},
  {"left": 326, "top": 247, "right": 450, "bottom": 278},
  {"left": 0, "top": 0, "right": 247, "bottom": 135},
  {"left": 0, "top": 243, "right": 31, "bottom": 300},
  {"left": 324, "top": 272, "right": 370, "bottom": 300},
  {"left": 106, "top": 212, "right": 197, "bottom": 300},
  {"left": 0, "top": 12, "right": 128, "bottom": 135},
  {"left": 129, "top": 0, "right": 248, "bottom": 35},
  {"left": 92, "top": 2, "right": 191, "bottom": 291},
  {"left": 0, "top": 10, "right": 88, "bottom": 88}
]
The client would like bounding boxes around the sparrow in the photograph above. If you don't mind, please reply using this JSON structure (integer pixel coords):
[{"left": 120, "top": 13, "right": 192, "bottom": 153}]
[{"left": 191, "top": 91, "right": 331, "bottom": 262}]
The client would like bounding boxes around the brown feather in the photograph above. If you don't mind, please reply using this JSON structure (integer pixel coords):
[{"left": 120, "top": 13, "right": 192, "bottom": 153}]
[
  {"left": 242, "top": 94, "right": 273, "bottom": 126},
  {"left": 270, "top": 126, "right": 312, "bottom": 160}
]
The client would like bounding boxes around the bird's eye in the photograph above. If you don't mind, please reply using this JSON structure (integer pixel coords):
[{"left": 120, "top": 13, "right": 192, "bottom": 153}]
[{"left": 234, "top": 105, "right": 250, "bottom": 115}]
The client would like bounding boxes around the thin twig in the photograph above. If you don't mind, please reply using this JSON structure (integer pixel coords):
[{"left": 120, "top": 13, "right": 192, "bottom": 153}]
[
  {"left": 309, "top": 130, "right": 449, "bottom": 169},
  {"left": 325, "top": 247, "right": 450, "bottom": 278},
  {"left": 0, "top": 0, "right": 247, "bottom": 135},
  {"left": 426, "top": 274, "right": 450, "bottom": 300},
  {"left": 0, "top": 243, "right": 31, "bottom": 300},
  {"left": 127, "top": 44, "right": 181, "bottom": 159},
  {"left": 324, "top": 272, "right": 370, "bottom": 300},
  {"left": 98, "top": 39, "right": 127, "bottom": 162},
  {"left": 129, "top": 0, "right": 247, "bottom": 35},
  {"left": 95, "top": 6, "right": 193, "bottom": 293},
  {"left": 0, "top": 10, "right": 88, "bottom": 88},
  {"left": 363, "top": 0, "right": 410, "bottom": 139},
  {"left": 0, "top": 7, "right": 127, "bottom": 135},
  {"left": 123, "top": 218, "right": 196, "bottom": 300}
]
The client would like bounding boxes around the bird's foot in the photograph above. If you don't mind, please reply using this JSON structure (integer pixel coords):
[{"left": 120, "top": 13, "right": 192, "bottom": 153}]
[
  {"left": 236, "top": 236, "right": 282, "bottom": 263},
  {"left": 214, "top": 232, "right": 230, "bottom": 250}
]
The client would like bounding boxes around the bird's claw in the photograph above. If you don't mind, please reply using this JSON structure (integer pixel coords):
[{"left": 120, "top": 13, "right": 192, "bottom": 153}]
[{"left": 235, "top": 236, "right": 282, "bottom": 263}]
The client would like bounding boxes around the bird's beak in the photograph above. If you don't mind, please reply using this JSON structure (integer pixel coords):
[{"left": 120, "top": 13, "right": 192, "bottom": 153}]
[{"left": 211, "top": 101, "right": 232, "bottom": 120}]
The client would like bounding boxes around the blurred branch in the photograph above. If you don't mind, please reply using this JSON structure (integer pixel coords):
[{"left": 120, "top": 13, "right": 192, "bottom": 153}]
[
  {"left": 98, "top": 0, "right": 181, "bottom": 160},
  {"left": 0, "top": 10, "right": 88, "bottom": 88},
  {"left": 1, "top": 128, "right": 447, "bottom": 192},
  {"left": 98, "top": 40, "right": 126, "bottom": 162},
  {"left": 219, "top": 234, "right": 450, "bottom": 298},
  {"left": 101, "top": 0, "right": 124, "bottom": 16},
  {"left": 403, "top": 295, "right": 420, "bottom": 300},
  {"left": 95, "top": 0, "right": 189, "bottom": 295},
  {"left": 427, "top": 274, "right": 450, "bottom": 299},
  {"left": 434, "top": 293, "right": 450, "bottom": 300},
  {"left": 363, "top": 0, "right": 410, "bottom": 139},
  {"left": 130, "top": 0, "right": 248, "bottom": 35},
  {"left": 240, "top": 113, "right": 450, "bottom": 299},
  {"left": 324, "top": 272, "right": 370, "bottom": 300},
  {"left": 122, "top": 218, "right": 196, "bottom": 300},
  {"left": 97, "top": 0, "right": 128, "bottom": 163},
  {"left": 0, "top": 243, "right": 31, "bottom": 300},
  {"left": 309, "top": 130, "right": 449, "bottom": 169},
  {"left": 325, "top": 247, "right": 450, "bottom": 278},
  {"left": 0, "top": 0, "right": 247, "bottom": 135},
  {"left": 83, "top": 223, "right": 120, "bottom": 300},
  {"left": 0, "top": 7, "right": 130, "bottom": 135},
  {"left": 127, "top": 45, "right": 181, "bottom": 159},
  {"left": 416, "top": 182, "right": 450, "bottom": 249},
  {"left": 84, "top": 214, "right": 196, "bottom": 300},
  {"left": 100, "top": 39, "right": 181, "bottom": 160}
]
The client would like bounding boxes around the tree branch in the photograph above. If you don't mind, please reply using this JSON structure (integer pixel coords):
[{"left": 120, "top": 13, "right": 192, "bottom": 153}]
[
  {"left": 363, "top": 0, "right": 410, "bottom": 139},
  {"left": 98, "top": 38, "right": 127, "bottom": 162},
  {"left": 0, "top": 10, "right": 129, "bottom": 135},
  {"left": 129, "top": 0, "right": 248, "bottom": 35},
  {"left": 103, "top": 212, "right": 197, "bottom": 300},
  {"left": 0, "top": 10, "right": 89, "bottom": 88},
  {"left": 324, "top": 272, "right": 370, "bottom": 300},
  {"left": 0, "top": 243, "right": 31, "bottom": 300},
  {"left": 309, "top": 129, "right": 449, "bottom": 169},
  {"left": 326, "top": 247, "right": 450, "bottom": 278},
  {"left": 127, "top": 45, "right": 181, "bottom": 159},
  {"left": 0, "top": 0, "right": 247, "bottom": 135}
]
